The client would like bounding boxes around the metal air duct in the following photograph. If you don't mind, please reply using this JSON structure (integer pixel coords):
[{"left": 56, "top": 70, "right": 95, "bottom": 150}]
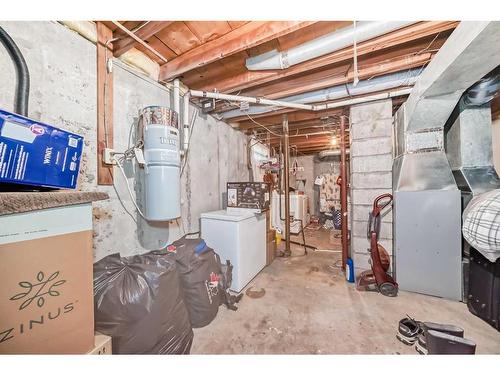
[
  {"left": 245, "top": 21, "right": 415, "bottom": 71},
  {"left": 222, "top": 69, "right": 421, "bottom": 119},
  {"left": 392, "top": 21, "right": 500, "bottom": 301}
]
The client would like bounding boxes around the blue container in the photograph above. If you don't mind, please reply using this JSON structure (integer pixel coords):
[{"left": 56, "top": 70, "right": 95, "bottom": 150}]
[
  {"left": 0, "top": 109, "right": 84, "bottom": 189},
  {"left": 346, "top": 258, "right": 355, "bottom": 283}
]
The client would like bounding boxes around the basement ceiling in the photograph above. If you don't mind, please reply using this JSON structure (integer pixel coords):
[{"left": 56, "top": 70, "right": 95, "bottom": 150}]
[{"left": 101, "top": 21, "right": 460, "bottom": 154}]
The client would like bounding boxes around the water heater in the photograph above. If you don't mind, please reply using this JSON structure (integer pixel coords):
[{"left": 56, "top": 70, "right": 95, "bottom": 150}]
[{"left": 141, "top": 106, "right": 181, "bottom": 221}]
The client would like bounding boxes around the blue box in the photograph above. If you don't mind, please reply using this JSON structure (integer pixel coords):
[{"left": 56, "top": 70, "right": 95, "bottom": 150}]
[{"left": 0, "top": 109, "right": 84, "bottom": 189}]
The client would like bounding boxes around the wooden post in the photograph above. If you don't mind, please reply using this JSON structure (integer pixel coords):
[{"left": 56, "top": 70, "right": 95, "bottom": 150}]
[{"left": 96, "top": 22, "right": 114, "bottom": 185}]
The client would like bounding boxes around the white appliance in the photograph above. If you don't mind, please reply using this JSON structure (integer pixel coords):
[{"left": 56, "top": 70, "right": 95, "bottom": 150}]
[
  {"left": 200, "top": 209, "right": 266, "bottom": 292},
  {"left": 271, "top": 191, "right": 310, "bottom": 234}
]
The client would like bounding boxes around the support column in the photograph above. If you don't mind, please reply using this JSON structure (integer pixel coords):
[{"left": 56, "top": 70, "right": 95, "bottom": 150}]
[
  {"left": 283, "top": 114, "right": 291, "bottom": 256},
  {"left": 349, "top": 99, "right": 393, "bottom": 275}
]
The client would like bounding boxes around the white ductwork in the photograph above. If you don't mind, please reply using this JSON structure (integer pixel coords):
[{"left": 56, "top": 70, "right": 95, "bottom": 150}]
[
  {"left": 215, "top": 68, "right": 420, "bottom": 119},
  {"left": 246, "top": 21, "right": 415, "bottom": 71}
]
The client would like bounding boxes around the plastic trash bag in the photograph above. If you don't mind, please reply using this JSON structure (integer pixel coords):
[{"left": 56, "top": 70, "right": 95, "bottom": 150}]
[
  {"left": 93, "top": 253, "right": 193, "bottom": 354},
  {"left": 152, "top": 236, "right": 240, "bottom": 328}
]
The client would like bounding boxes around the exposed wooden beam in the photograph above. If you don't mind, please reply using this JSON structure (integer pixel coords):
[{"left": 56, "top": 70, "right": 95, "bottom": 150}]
[
  {"left": 235, "top": 108, "right": 344, "bottom": 129},
  {"left": 278, "top": 137, "right": 335, "bottom": 146},
  {"left": 196, "top": 21, "right": 458, "bottom": 93},
  {"left": 113, "top": 21, "right": 173, "bottom": 57},
  {"left": 159, "top": 21, "right": 317, "bottom": 81},
  {"left": 96, "top": 22, "right": 114, "bottom": 185}
]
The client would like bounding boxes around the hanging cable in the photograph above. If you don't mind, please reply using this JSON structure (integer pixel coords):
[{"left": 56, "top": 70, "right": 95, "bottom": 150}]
[
  {"left": 245, "top": 113, "right": 282, "bottom": 137},
  {"left": 113, "top": 154, "right": 148, "bottom": 220}
]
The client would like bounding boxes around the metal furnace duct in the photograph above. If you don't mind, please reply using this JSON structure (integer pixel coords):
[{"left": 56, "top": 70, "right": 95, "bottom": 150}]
[
  {"left": 392, "top": 22, "right": 500, "bottom": 301},
  {"left": 445, "top": 97, "right": 500, "bottom": 204}
]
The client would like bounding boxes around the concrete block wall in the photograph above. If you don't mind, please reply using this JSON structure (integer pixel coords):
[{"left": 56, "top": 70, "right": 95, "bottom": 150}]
[
  {"left": 0, "top": 21, "right": 248, "bottom": 261},
  {"left": 349, "top": 99, "right": 393, "bottom": 274}
]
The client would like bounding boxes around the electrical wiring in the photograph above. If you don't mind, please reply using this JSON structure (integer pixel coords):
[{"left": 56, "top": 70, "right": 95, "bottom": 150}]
[
  {"left": 113, "top": 153, "right": 148, "bottom": 221},
  {"left": 245, "top": 113, "right": 282, "bottom": 137},
  {"left": 109, "top": 169, "right": 138, "bottom": 223}
]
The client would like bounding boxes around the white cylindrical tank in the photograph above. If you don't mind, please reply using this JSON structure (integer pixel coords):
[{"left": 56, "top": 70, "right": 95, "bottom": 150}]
[{"left": 141, "top": 106, "right": 181, "bottom": 221}]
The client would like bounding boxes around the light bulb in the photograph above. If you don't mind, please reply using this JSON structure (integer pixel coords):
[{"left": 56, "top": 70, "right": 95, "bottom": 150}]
[{"left": 330, "top": 137, "right": 337, "bottom": 146}]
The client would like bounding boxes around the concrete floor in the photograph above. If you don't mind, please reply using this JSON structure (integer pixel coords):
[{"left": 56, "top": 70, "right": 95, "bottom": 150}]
[{"left": 191, "top": 228, "right": 500, "bottom": 354}]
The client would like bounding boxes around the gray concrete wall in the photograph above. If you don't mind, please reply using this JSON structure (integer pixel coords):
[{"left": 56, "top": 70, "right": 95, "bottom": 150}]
[
  {"left": 349, "top": 99, "right": 393, "bottom": 274},
  {"left": 0, "top": 21, "right": 248, "bottom": 261}
]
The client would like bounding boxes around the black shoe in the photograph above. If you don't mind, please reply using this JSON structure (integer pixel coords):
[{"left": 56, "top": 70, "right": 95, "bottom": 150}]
[{"left": 396, "top": 315, "right": 422, "bottom": 345}]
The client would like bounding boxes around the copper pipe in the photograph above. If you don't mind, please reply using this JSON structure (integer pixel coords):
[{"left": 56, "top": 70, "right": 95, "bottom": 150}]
[
  {"left": 283, "top": 114, "right": 291, "bottom": 256},
  {"left": 340, "top": 115, "right": 348, "bottom": 271}
]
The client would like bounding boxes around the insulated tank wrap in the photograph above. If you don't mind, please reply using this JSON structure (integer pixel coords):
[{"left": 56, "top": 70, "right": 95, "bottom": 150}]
[{"left": 141, "top": 106, "right": 181, "bottom": 220}]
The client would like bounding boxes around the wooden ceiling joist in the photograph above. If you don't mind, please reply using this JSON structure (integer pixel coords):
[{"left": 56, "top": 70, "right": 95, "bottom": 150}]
[
  {"left": 97, "top": 19, "right": 458, "bottom": 154},
  {"left": 159, "top": 21, "right": 317, "bottom": 81},
  {"left": 113, "top": 21, "right": 173, "bottom": 57},
  {"left": 195, "top": 21, "right": 458, "bottom": 93}
]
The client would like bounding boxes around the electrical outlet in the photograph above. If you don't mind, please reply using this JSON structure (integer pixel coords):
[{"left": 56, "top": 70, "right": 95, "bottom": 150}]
[{"left": 103, "top": 148, "right": 116, "bottom": 165}]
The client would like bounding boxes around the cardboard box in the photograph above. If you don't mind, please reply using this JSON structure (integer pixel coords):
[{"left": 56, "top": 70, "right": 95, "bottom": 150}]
[
  {"left": 87, "top": 333, "right": 112, "bottom": 355},
  {"left": 266, "top": 229, "right": 276, "bottom": 266},
  {"left": 0, "top": 108, "right": 84, "bottom": 189},
  {"left": 0, "top": 204, "right": 94, "bottom": 354}
]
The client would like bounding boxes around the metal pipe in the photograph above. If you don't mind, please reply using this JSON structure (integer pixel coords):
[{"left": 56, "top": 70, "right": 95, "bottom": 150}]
[
  {"left": 220, "top": 69, "right": 419, "bottom": 119},
  {"left": 189, "top": 85, "right": 413, "bottom": 119},
  {"left": 0, "top": 27, "right": 30, "bottom": 116},
  {"left": 340, "top": 116, "right": 349, "bottom": 271},
  {"left": 189, "top": 89, "right": 312, "bottom": 111},
  {"left": 173, "top": 78, "right": 180, "bottom": 114},
  {"left": 283, "top": 115, "right": 291, "bottom": 257},
  {"left": 463, "top": 65, "right": 500, "bottom": 106},
  {"left": 182, "top": 91, "right": 190, "bottom": 151},
  {"left": 246, "top": 21, "right": 415, "bottom": 71},
  {"left": 111, "top": 21, "right": 169, "bottom": 63}
]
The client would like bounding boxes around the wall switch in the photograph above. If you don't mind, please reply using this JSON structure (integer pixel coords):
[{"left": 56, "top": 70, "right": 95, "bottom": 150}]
[{"left": 103, "top": 148, "right": 116, "bottom": 165}]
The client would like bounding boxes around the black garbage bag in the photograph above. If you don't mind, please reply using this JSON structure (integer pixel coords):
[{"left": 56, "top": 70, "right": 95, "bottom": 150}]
[
  {"left": 93, "top": 253, "right": 193, "bottom": 354},
  {"left": 152, "top": 236, "right": 240, "bottom": 328}
]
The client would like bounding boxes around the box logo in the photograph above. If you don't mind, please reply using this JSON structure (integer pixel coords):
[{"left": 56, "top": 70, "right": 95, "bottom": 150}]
[
  {"left": 1, "top": 270, "right": 75, "bottom": 346},
  {"left": 10, "top": 271, "right": 66, "bottom": 310},
  {"left": 29, "top": 124, "right": 45, "bottom": 135}
]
